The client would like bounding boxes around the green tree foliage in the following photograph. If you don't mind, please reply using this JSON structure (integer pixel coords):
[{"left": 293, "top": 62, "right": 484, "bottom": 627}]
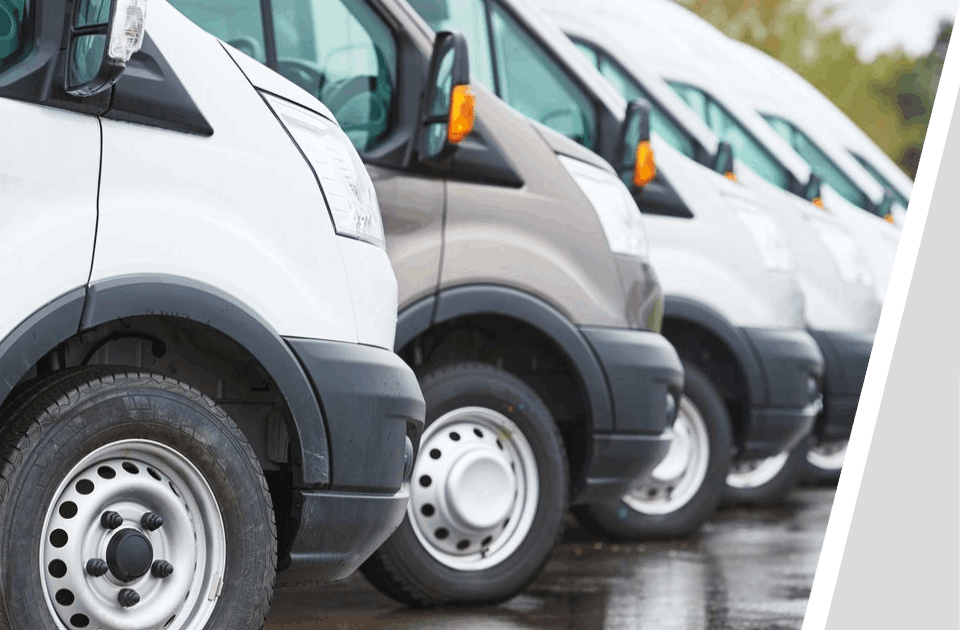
[{"left": 675, "top": 0, "right": 951, "bottom": 179}]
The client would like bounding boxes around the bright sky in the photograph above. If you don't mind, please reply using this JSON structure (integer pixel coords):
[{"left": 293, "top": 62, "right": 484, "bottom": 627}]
[{"left": 808, "top": 0, "right": 959, "bottom": 60}]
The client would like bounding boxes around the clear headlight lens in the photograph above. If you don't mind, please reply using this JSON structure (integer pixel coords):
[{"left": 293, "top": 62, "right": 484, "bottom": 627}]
[
  {"left": 735, "top": 205, "right": 794, "bottom": 272},
  {"left": 262, "top": 92, "right": 385, "bottom": 248},
  {"left": 810, "top": 220, "right": 874, "bottom": 287},
  {"left": 558, "top": 155, "right": 649, "bottom": 260},
  {"left": 108, "top": 0, "right": 147, "bottom": 62}
]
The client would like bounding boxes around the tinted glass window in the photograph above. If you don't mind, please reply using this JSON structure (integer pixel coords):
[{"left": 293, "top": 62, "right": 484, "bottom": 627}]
[
  {"left": 407, "top": 0, "right": 495, "bottom": 91},
  {"left": 488, "top": 3, "right": 596, "bottom": 149},
  {"left": 851, "top": 152, "right": 910, "bottom": 208},
  {"left": 271, "top": 0, "right": 397, "bottom": 151},
  {"left": 1, "top": 0, "right": 30, "bottom": 70},
  {"left": 671, "top": 81, "right": 790, "bottom": 189},
  {"left": 169, "top": 0, "right": 267, "bottom": 63},
  {"left": 763, "top": 114, "right": 871, "bottom": 210},
  {"left": 595, "top": 55, "right": 696, "bottom": 160}
]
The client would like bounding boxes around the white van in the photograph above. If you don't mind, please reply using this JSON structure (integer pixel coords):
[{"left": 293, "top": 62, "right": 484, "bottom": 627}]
[
  {"left": 534, "top": 3, "right": 881, "bottom": 485},
  {"left": 723, "top": 38, "right": 914, "bottom": 225},
  {"left": 404, "top": 0, "right": 825, "bottom": 536},
  {"left": 604, "top": 0, "right": 903, "bottom": 300},
  {"left": 0, "top": 0, "right": 425, "bottom": 627}
]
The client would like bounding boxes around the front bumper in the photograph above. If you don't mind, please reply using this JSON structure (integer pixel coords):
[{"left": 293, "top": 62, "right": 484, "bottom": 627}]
[
  {"left": 807, "top": 329, "right": 874, "bottom": 443},
  {"left": 572, "top": 327, "right": 684, "bottom": 503},
  {"left": 738, "top": 327, "right": 825, "bottom": 461},
  {"left": 282, "top": 338, "right": 425, "bottom": 581}
]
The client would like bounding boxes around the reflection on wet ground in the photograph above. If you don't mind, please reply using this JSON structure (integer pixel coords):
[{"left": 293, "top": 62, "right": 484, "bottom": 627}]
[{"left": 267, "top": 487, "right": 833, "bottom": 630}]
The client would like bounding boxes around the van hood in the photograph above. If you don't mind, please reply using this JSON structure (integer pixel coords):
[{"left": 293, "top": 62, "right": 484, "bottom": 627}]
[
  {"left": 531, "top": 120, "right": 614, "bottom": 173},
  {"left": 221, "top": 42, "right": 340, "bottom": 125}
]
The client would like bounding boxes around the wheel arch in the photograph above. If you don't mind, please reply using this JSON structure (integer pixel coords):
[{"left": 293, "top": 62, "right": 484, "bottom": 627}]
[{"left": 0, "top": 275, "right": 330, "bottom": 488}]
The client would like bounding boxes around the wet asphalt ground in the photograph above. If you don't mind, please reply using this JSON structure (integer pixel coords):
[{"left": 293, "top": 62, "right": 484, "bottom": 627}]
[{"left": 267, "top": 487, "right": 834, "bottom": 630}]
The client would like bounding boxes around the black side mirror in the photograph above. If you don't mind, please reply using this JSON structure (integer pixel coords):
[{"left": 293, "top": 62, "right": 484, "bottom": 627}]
[
  {"left": 804, "top": 173, "right": 823, "bottom": 202},
  {"left": 616, "top": 98, "right": 656, "bottom": 189},
  {"left": 713, "top": 141, "right": 736, "bottom": 179},
  {"left": 65, "top": 0, "right": 146, "bottom": 96},
  {"left": 416, "top": 30, "right": 475, "bottom": 165}
]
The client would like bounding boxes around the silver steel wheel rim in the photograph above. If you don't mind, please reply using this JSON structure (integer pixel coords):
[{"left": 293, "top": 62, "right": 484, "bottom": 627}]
[
  {"left": 726, "top": 450, "right": 791, "bottom": 489},
  {"left": 622, "top": 396, "right": 711, "bottom": 516},
  {"left": 806, "top": 440, "right": 848, "bottom": 471},
  {"left": 40, "top": 439, "right": 226, "bottom": 630},
  {"left": 408, "top": 406, "right": 539, "bottom": 572}
]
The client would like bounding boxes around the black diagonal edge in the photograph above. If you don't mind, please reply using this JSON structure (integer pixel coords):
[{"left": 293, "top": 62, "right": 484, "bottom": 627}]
[{"left": 803, "top": 17, "right": 960, "bottom": 630}]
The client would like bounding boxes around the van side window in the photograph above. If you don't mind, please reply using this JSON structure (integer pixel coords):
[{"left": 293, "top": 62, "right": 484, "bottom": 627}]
[
  {"left": 0, "top": 0, "right": 29, "bottom": 70},
  {"left": 407, "top": 0, "right": 496, "bottom": 92},
  {"left": 488, "top": 3, "right": 596, "bottom": 149},
  {"left": 168, "top": 0, "right": 268, "bottom": 63},
  {"left": 850, "top": 151, "right": 909, "bottom": 208},
  {"left": 577, "top": 43, "right": 698, "bottom": 161},
  {"left": 763, "top": 114, "right": 871, "bottom": 210},
  {"left": 671, "top": 81, "right": 790, "bottom": 190},
  {"left": 270, "top": 0, "right": 397, "bottom": 152}
]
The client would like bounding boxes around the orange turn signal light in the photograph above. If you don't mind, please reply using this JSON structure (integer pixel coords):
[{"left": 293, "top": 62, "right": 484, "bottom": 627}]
[
  {"left": 884, "top": 213, "right": 895, "bottom": 224},
  {"left": 724, "top": 171, "right": 737, "bottom": 182},
  {"left": 634, "top": 140, "right": 657, "bottom": 187},
  {"left": 812, "top": 197, "right": 825, "bottom": 209},
  {"left": 448, "top": 84, "right": 476, "bottom": 144}
]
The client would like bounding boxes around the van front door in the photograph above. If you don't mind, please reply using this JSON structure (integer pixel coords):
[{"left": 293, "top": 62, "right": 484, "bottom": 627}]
[{"left": 1, "top": 2, "right": 100, "bottom": 337}]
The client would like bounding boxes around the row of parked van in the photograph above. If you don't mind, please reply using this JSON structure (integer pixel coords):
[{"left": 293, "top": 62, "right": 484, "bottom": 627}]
[{"left": 0, "top": 0, "right": 904, "bottom": 626}]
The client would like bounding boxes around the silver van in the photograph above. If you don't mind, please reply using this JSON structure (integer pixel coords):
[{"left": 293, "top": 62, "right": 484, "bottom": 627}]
[
  {"left": 404, "top": 0, "right": 825, "bottom": 535},
  {"left": 174, "top": 0, "right": 685, "bottom": 606}
]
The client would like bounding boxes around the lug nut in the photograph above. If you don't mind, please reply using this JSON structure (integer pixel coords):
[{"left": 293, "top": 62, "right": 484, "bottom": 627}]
[
  {"left": 151, "top": 560, "right": 174, "bottom": 578},
  {"left": 86, "top": 558, "right": 109, "bottom": 577},
  {"left": 101, "top": 511, "right": 124, "bottom": 530},
  {"left": 141, "top": 512, "right": 163, "bottom": 531},
  {"left": 118, "top": 588, "right": 140, "bottom": 608}
]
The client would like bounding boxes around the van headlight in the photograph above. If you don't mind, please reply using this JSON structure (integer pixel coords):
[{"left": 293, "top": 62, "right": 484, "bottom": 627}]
[
  {"left": 262, "top": 92, "right": 385, "bottom": 248},
  {"left": 558, "top": 155, "right": 649, "bottom": 259},
  {"left": 811, "top": 221, "right": 874, "bottom": 287},
  {"left": 735, "top": 205, "right": 794, "bottom": 272}
]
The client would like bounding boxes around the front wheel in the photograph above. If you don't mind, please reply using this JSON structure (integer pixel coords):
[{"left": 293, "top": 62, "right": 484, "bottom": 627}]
[
  {"left": 0, "top": 368, "right": 276, "bottom": 630},
  {"left": 573, "top": 362, "right": 732, "bottom": 540},
  {"left": 360, "top": 362, "right": 568, "bottom": 607},
  {"left": 801, "top": 439, "right": 847, "bottom": 485},
  {"left": 723, "top": 443, "right": 806, "bottom": 504}
]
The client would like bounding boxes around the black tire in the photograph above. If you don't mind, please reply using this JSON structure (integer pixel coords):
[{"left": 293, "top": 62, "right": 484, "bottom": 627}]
[
  {"left": 573, "top": 362, "right": 731, "bottom": 540},
  {"left": 360, "top": 361, "right": 568, "bottom": 607},
  {"left": 0, "top": 367, "right": 276, "bottom": 630},
  {"left": 723, "top": 439, "right": 807, "bottom": 505}
]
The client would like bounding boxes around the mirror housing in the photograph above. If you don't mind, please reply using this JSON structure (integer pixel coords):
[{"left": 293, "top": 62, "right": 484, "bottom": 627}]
[
  {"left": 804, "top": 173, "right": 825, "bottom": 209},
  {"left": 616, "top": 98, "right": 656, "bottom": 189},
  {"left": 714, "top": 141, "right": 736, "bottom": 181},
  {"left": 416, "top": 30, "right": 475, "bottom": 165},
  {"left": 65, "top": 0, "right": 147, "bottom": 97}
]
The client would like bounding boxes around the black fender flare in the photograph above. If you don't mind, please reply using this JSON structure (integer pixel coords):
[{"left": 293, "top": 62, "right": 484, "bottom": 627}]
[
  {"left": 662, "top": 296, "right": 766, "bottom": 407},
  {"left": 396, "top": 285, "right": 614, "bottom": 432},
  {"left": 0, "top": 276, "right": 330, "bottom": 487}
]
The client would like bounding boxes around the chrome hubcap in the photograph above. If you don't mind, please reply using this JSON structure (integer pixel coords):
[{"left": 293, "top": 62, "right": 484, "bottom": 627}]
[
  {"left": 623, "top": 396, "right": 711, "bottom": 515},
  {"left": 40, "top": 440, "right": 226, "bottom": 630},
  {"left": 806, "top": 440, "right": 848, "bottom": 471},
  {"left": 408, "top": 407, "right": 539, "bottom": 571}
]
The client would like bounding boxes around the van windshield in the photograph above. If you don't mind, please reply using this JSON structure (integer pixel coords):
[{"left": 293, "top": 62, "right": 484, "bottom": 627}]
[
  {"left": 763, "top": 113, "right": 872, "bottom": 211},
  {"left": 0, "top": 0, "right": 29, "bottom": 69},
  {"left": 669, "top": 81, "right": 792, "bottom": 191}
]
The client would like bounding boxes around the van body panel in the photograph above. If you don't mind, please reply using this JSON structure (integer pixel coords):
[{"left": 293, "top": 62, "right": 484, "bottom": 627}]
[
  {"left": 0, "top": 99, "right": 99, "bottom": 342},
  {"left": 373, "top": 165, "right": 445, "bottom": 309},
  {"left": 91, "top": 1, "right": 362, "bottom": 344},
  {"left": 440, "top": 88, "right": 631, "bottom": 328}
]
